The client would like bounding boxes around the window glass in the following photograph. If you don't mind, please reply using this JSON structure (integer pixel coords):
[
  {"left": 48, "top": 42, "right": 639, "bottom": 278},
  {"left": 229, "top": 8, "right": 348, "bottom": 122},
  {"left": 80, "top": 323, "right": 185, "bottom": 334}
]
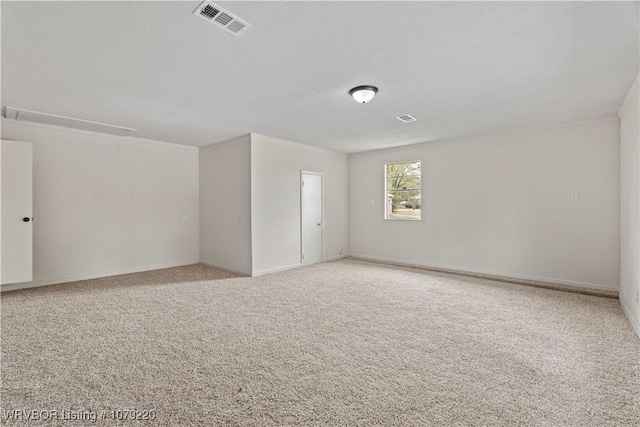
[{"left": 385, "top": 161, "right": 421, "bottom": 220}]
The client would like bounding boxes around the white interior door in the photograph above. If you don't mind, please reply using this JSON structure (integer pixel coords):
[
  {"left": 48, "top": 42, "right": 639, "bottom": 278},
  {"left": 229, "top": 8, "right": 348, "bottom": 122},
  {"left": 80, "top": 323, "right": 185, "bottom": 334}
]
[
  {"left": 1, "top": 140, "right": 33, "bottom": 284},
  {"left": 301, "top": 172, "right": 322, "bottom": 265}
]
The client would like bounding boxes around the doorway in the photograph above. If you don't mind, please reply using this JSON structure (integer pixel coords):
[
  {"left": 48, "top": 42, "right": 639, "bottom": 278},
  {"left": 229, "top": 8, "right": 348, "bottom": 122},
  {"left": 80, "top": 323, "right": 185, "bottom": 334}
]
[
  {"left": 301, "top": 171, "right": 322, "bottom": 265},
  {"left": 1, "top": 140, "right": 33, "bottom": 284}
]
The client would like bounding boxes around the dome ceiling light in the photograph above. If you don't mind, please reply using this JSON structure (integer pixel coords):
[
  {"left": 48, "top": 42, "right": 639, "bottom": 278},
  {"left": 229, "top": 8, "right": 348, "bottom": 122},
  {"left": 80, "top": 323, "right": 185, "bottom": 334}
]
[{"left": 349, "top": 85, "right": 378, "bottom": 104}]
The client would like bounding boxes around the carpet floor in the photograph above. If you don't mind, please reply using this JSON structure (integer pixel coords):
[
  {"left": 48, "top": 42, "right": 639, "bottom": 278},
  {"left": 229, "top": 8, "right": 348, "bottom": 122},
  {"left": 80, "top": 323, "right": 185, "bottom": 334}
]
[{"left": 1, "top": 259, "right": 638, "bottom": 426}]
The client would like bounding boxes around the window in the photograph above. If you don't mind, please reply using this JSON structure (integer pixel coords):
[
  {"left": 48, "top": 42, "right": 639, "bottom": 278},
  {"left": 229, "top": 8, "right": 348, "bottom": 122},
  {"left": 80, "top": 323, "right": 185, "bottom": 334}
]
[{"left": 385, "top": 160, "right": 421, "bottom": 220}]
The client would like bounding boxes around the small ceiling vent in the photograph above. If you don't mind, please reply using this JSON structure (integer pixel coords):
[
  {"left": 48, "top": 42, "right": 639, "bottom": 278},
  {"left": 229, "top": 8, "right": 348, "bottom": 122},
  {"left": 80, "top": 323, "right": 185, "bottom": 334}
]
[
  {"left": 396, "top": 114, "right": 418, "bottom": 123},
  {"left": 194, "top": 1, "right": 250, "bottom": 36}
]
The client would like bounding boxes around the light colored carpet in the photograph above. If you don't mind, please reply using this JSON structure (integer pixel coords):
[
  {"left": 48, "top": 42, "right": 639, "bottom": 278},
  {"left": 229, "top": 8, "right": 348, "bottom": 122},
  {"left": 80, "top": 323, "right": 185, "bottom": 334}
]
[{"left": 1, "top": 259, "right": 638, "bottom": 426}]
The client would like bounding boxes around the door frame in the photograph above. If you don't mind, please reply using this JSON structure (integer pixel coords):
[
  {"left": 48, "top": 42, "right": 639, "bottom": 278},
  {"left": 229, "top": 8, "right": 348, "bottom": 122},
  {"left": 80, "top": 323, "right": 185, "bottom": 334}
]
[{"left": 300, "top": 170, "right": 324, "bottom": 265}]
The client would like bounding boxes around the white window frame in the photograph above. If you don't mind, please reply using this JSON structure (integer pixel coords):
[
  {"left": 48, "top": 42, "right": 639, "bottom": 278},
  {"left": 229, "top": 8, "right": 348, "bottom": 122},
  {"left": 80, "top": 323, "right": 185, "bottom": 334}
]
[{"left": 384, "top": 160, "right": 422, "bottom": 221}]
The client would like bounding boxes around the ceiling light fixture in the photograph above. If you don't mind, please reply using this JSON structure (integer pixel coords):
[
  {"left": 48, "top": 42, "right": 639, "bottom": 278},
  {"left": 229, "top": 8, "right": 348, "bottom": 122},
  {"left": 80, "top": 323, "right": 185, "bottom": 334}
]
[{"left": 349, "top": 85, "right": 378, "bottom": 104}]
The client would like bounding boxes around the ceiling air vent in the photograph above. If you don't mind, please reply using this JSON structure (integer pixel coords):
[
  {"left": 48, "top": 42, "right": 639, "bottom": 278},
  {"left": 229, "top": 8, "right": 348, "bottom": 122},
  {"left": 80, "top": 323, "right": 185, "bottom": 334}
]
[
  {"left": 200, "top": 4, "right": 219, "bottom": 19},
  {"left": 396, "top": 114, "right": 418, "bottom": 123},
  {"left": 194, "top": 1, "right": 250, "bottom": 36},
  {"left": 215, "top": 12, "right": 233, "bottom": 26}
]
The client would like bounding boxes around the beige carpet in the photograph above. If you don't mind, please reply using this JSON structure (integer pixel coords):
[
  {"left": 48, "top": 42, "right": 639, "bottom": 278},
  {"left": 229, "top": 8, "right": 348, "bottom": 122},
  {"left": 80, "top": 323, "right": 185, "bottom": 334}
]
[{"left": 1, "top": 259, "right": 638, "bottom": 426}]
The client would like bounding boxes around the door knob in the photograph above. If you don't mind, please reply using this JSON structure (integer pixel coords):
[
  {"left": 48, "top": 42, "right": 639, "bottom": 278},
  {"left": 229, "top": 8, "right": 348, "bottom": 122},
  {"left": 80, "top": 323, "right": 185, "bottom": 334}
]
[
  {"left": 317, "top": 223, "right": 322, "bottom": 226},
  {"left": 22, "top": 217, "right": 30, "bottom": 222}
]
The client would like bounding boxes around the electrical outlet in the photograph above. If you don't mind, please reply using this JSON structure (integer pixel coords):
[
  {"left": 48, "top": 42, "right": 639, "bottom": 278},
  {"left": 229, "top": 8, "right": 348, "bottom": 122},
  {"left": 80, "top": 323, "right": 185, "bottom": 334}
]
[
  {"left": 181, "top": 215, "right": 190, "bottom": 223},
  {"left": 569, "top": 193, "right": 579, "bottom": 203}
]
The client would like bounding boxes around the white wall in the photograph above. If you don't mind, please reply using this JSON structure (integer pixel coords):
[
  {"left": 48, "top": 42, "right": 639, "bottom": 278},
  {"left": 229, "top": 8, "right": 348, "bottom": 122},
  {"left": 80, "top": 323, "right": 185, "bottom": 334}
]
[
  {"left": 349, "top": 118, "right": 620, "bottom": 291},
  {"left": 619, "top": 73, "right": 640, "bottom": 337},
  {"left": 251, "top": 134, "right": 349, "bottom": 276},
  {"left": 1, "top": 119, "right": 199, "bottom": 290},
  {"left": 199, "top": 135, "right": 252, "bottom": 275}
]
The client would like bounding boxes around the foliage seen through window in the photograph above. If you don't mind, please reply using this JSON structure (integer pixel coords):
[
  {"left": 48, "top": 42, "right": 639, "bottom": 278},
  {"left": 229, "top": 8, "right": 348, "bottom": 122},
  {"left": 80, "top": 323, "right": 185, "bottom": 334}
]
[{"left": 385, "top": 161, "right": 421, "bottom": 220}]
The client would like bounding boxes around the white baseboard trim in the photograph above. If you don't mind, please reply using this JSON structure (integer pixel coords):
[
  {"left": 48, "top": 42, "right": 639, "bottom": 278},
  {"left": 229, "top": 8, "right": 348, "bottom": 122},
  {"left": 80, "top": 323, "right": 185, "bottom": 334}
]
[
  {"left": 251, "top": 263, "right": 302, "bottom": 277},
  {"left": 246, "top": 255, "right": 348, "bottom": 277},
  {"left": 348, "top": 254, "right": 619, "bottom": 294},
  {"left": 620, "top": 299, "right": 640, "bottom": 339},
  {"left": 1, "top": 260, "right": 200, "bottom": 292},
  {"left": 199, "top": 260, "right": 250, "bottom": 276},
  {"left": 323, "top": 254, "right": 349, "bottom": 262}
]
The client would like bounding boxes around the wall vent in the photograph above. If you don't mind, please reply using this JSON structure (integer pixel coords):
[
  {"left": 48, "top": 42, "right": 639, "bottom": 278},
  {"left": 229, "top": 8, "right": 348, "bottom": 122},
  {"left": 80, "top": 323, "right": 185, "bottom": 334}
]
[
  {"left": 193, "top": 1, "right": 250, "bottom": 36},
  {"left": 396, "top": 114, "right": 418, "bottom": 123}
]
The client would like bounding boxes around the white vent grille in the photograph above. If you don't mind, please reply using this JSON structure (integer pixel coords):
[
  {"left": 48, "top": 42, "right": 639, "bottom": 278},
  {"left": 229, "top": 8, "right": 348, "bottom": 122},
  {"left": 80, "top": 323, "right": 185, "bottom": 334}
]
[
  {"left": 194, "top": 1, "right": 250, "bottom": 36},
  {"left": 226, "top": 20, "right": 246, "bottom": 34},
  {"left": 200, "top": 4, "right": 219, "bottom": 19},
  {"left": 396, "top": 114, "right": 418, "bottom": 123},
  {"left": 215, "top": 12, "right": 233, "bottom": 26}
]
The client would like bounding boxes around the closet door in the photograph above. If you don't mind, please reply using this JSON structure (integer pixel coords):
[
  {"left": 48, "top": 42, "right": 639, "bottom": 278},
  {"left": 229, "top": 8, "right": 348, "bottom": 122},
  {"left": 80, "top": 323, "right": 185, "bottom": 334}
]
[
  {"left": 1, "top": 140, "right": 33, "bottom": 284},
  {"left": 301, "top": 171, "right": 322, "bottom": 265}
]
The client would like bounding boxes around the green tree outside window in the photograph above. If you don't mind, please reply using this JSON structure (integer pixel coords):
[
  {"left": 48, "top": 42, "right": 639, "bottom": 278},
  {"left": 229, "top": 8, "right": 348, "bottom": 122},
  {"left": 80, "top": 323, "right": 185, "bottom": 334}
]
[{"left": 385, "top": 161, "right": 421, "bottom": 220}]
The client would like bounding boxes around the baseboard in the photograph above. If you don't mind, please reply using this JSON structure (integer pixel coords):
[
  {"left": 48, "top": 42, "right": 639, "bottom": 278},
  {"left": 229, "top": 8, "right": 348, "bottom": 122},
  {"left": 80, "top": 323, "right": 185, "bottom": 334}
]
[
  {"left": 199, "top": 260, "right": 251, "bottom": 276},
  {"left": 620, "top": 299, "right": 640, "bottom": 339},
  {"left": 247, "top": 256, "right": 348, "bottom": 277},
  {"left": 348, "top": 254, "right": 619, "bottom": 298},
  {"left": 251, "top": 263, "right": 302, "bottom": 277},
  {"left": 252, "top": 255, "right": 350, "bottom": 276},
  {"left": 202, "top": 256, "right": 347, "bottom": 277},
  {"left": 323, "top": 254, "right": 349, "bottom": 262},
  {"left": 0, "top": 260, "right": 200, "bottom": 292}
]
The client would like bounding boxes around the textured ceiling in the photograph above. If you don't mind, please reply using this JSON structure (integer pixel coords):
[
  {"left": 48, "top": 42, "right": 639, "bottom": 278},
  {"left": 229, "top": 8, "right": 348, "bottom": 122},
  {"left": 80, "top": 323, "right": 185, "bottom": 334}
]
[{"left": 1, "top": 1, "right": 638, "bottom": 153}]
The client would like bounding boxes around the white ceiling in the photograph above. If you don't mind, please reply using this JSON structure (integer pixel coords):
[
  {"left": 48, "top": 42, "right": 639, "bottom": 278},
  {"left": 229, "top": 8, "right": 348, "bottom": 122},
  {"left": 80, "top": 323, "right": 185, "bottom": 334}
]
[{"left": 1, "top": 1, "right": 638, "bottom": 153}]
